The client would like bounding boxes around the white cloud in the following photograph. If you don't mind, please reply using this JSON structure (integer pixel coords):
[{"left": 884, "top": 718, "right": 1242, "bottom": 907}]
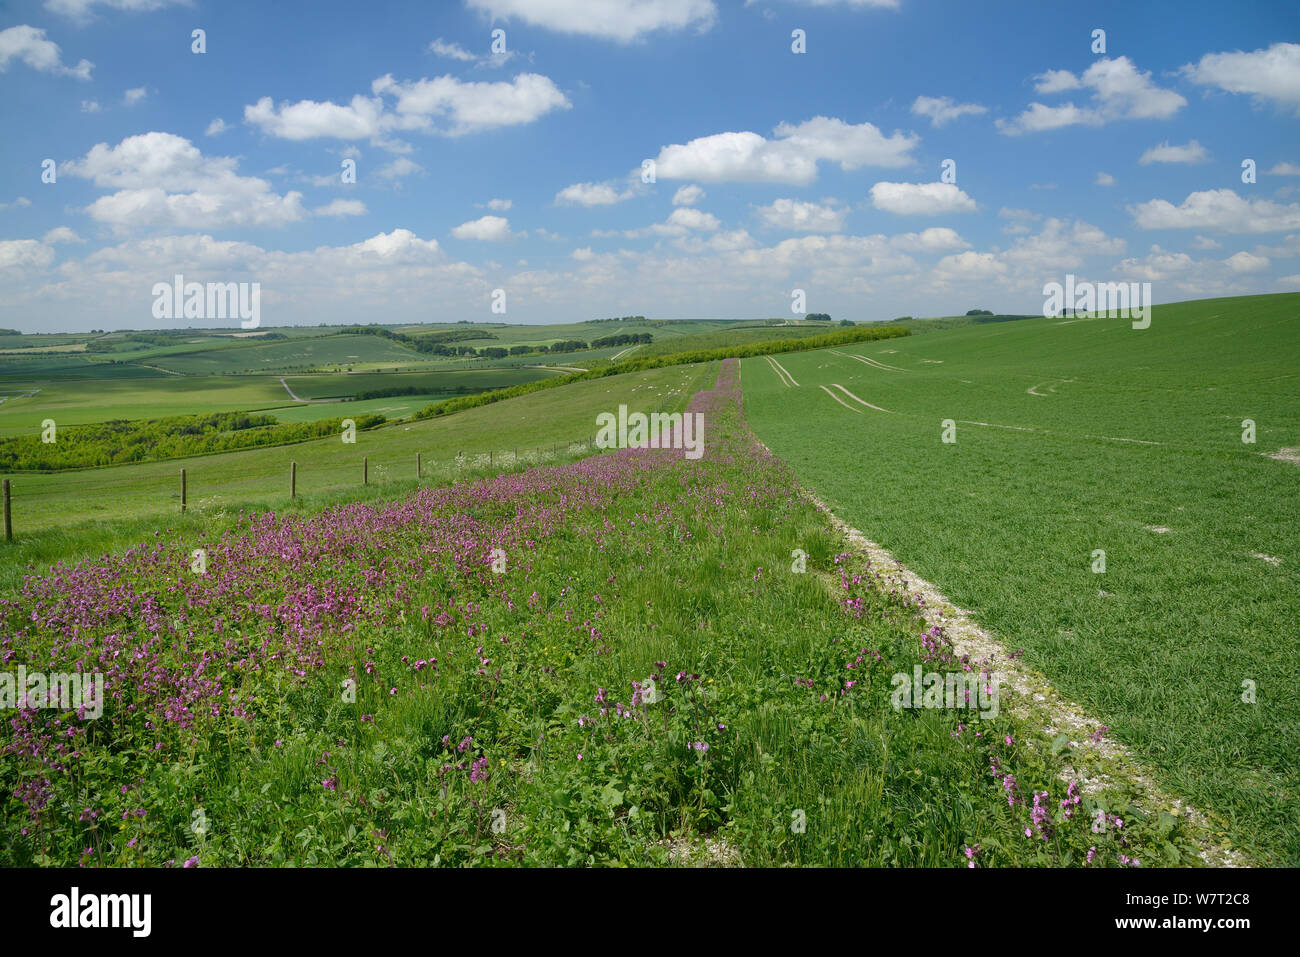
[
  {"left": 1179, "top": 42, "right": 1300, "bottom": 112},
  {"left": 245, "top": 73, "right": 569, "bottom": 143},
  {"left": 0, "top": 240, "right": 55, "bottom": 271},
  {"left": 42, "top": 227, "right": 84, "bottom": 243},
  {"left": 0, "top": 25, "right": 93, "bottom": 78},
  {"left": 45, "top": 0, "right": 190, "bottom": 20},
  {"left": 81, "top": 99, "right": 101, "bottom": 113},
  {"left": 999, "top": 207, "right": 1041, "bottom": 221},
  {"left": 205, "top": 118, "right": 229, "bottom": 136},
  {"left": 314, "top": 199, "right": 367, "bottom": 217},
  {"left": 672, "top": 184, "right": 705, "bottom": 206},
  {"left": 430, "top": 36, "right": 517, "bottom": 68},
  {"left": 890, "top": 227, "right": 969, "bottom": 252},
  {"left": 656, "top": 116, "right": 917, "bottom": 185},
  {"left": 63, "top": 132, "right": 307, "bottom": 230},
  {"left": 1225, "top": 251, "right": 1269, "bottom": 273},
  {"left": 1095, "top": 171, "right": 1115, "bottom": 186},
  {"left": 1131, "top": 189, "right": 1300, "bottom": 234},
  {"left": 465, "top": 0, "right": 717, "bottom": 42},
  {"left": 123, "top": 87, "right": 147, "bottom": 105},
  {"left": 0, "top": 197, "right": 33, "bottom": 212},
  {"left": 999, "top": 57, "right": 1185, "bottom": 134},
  {"left": 1139, "top": 140, "right": 1209, "bottom": 165},
  {"left": 555, "top": 181, "right": 634, "bottom": 206},
  {"left": 376, "top": 157, "right": 422, "bottom": 180},
  {"left": 430, "top": 38, "right": 478, "bottom": 62},
  {"left": 870, "top": 181, "right": 976, "bottom": 216},
  {"left": 911, "top": 95, "right": 987, "bottom": 127},
  {"left": 933, "top": 251, "right": 1006, "bottom": 281},
  {"left": 754, "top": 198, "right": 846, "bottom": 232},
  {"left": 452, "top": 215, "right": 516, "bottom": 240},
  {"left": 487, "top": 198, "right": 512, "bottom": 210},
  {"left": 1267, "top": 161, "right": 1300, "bottom": 176},
  {"left": 1190, "top": 235, "right": 1222, "bottom": 250},
  {"left": 1033, "top": 69, "right": 1082, "bottom": 94},
  {"left": 370, "top": 72, "right": 571, "bottom": 136}
]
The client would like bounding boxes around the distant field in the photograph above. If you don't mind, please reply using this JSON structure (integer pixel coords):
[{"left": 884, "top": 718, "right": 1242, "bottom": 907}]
[
  {"left": 264, "top": 394, "right": 448, "bottom": 422},
  {"left": 283, "top": 367, "right": 554, "bottom": 400},
  {"left": 631, "top": 322, "right": 844, "bottom": 358},
  {"left": 743, "top": 292, "right": 1300, "bottom": 865},
  {"left": 153, "top": 334, "right": 424, "bottom": 374},
  {"left": 0, "top": 377, "right": 291, "bottom": 435},
  {"left": 0, "top": 362, "right": 714, "bottom": 534}
]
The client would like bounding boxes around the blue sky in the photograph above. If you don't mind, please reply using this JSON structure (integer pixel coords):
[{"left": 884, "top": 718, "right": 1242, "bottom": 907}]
[{"left": 1, "top": 0, "right": 1298, "bottom": 332}]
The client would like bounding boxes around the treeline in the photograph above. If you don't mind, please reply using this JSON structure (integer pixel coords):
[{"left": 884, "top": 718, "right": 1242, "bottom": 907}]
[
  {"left": 412, "top": 324, "right": 909, "bottom": 422},
  {"left": 334, "top": 325, "right": 495, "bottom": 357},
  {"left": 587, "top": 316, "right": 647, "bottom": 323},
  {"left": 590, "top": 332, "right": 653, "bottom": 348},
  {"left": 0, "top": 411, "right": 385, "bottom": 471}
]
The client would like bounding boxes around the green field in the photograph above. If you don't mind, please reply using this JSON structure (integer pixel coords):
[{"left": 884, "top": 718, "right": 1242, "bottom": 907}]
[
  {"left": 0, "top": 362, "right": 713, "bottom": 537},
  {"left": 742, "top": 292, "right": 1300, "bottom": 865}
]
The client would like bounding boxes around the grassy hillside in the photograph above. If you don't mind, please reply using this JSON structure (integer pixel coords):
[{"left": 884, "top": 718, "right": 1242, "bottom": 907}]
[
  {"left": 742, "top": 292, "right": 1300, "bottom": 865},
  {"left": 0, "top": 362, "right": 715, "bottom": 538}
]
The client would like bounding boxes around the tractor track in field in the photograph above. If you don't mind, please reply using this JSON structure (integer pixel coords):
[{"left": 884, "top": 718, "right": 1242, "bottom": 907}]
[{"left": 732, "top": 361, "right": 1247, "bottom": 867}]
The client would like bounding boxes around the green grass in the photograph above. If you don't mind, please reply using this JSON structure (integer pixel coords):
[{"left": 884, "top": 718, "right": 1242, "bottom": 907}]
[
  {"left": 264, "top": 395, "right": 450, "bottom": 423},
  {"left": 150, "top": 334, "right": 426, "bottom": 375},
  {"left": 0, "top": 363, "right": 715, "bottom": 537},
  {"left": 1, "top": 362, "right": 1201, "bottom": 867},
  {"left": 282, "top": 368, "right": 553, "bottom": 399},
  {"left": 742, "top": 292, "right": 1300, "bottom": 865},
  {"left": 0, "top": 377, "right": 292, "bottom": 435}
]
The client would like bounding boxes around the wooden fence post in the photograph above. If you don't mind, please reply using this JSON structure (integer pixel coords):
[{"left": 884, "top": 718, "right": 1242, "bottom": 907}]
[
  {"left": 416, "top": 452, "right": 421, "bottom": 479},
  {"left": 291, "top": 461, "right": 297, "bottom": 499},
  {"left": 181, "top": 469, "right": 187, "bottom": 513},
  {"left": 363, "top": 456, "right": 368, "bottom": 485},
  {"left": 3, "top": 479, "right": 10, "bottom": 541}
]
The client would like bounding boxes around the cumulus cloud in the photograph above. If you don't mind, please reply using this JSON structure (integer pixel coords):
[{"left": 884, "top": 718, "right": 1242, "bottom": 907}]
[
  {"left": 672, "top": 184, "right": 705, "bottom": 206},
  {"left": 465, "top": 0, "right": 717, "bottom": 43},
  {"left": 0, "top": 240, "right": 55, "bottom": 271},
  {"left": 45, "top": 0, "right": 189, "bottom": 21},
  {"left": 555, "top": 181, "right": 635, "bottom": 206},
  {"left": 451, "top": 215, "right": 516, "bottom": 240},
  {"left": 1225, "top": 250, "right": 1269, "bottom": 273},
  {"left": 314, "top": 198, "right": 367, "bottom": 217},
  {"left": 1096, "top": 171, "right": 1115, "bottom": 186},
  {"left": 0, "top": 25, "right": 92, "bottom": 78},
  {"left": 1130, "top": 189, "right": 1300, "bottom": 234},
  {"left": 655, "top": 116, "right": 917, "bottom": 185},
  {"left": 205, "top": 118, "right": 229, "bottom": 136},
  {"left": 869, "top": 181, "right": 976, "bottom": 216},
  {"left": 911, "top": 95, "right": 987, "bottom": 127},
  {"left": 1179, "top": 42, "right": 1300, "bottom": 112},
  {"left": 42, "top": 227, "right": 84, "bottom": 243},
  {"left": 753, "top": 198, "right": 846, "bottom": 232},
  {"left": 487, "top": 198, "right": 512, "bottom": 210},
  {"left": 430, "top": 36, "right": 517, "bottom": 68},
  {"left": 63, "top": 132, "right": 307, "bottom": 230},
  {"left": 1267, "top": 161, "right": 1300, "bottom": 176},
  {"left": 998, "top": 57, "right": 1185, "bottom": 134},
  {"left": 245, "top": 73, "right": 570, "bottom": 143},
  {"left": 123, "top": 87, "right": 147, "bottom": 105},
  {"left": 1139, "top": 140, "right": 1209, "bottom": 165}
]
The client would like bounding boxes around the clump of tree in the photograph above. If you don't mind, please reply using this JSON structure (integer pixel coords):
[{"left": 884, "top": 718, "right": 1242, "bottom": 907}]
[
  {"left": 591, "top": 332, "right": 653, "bottom": 348},
  {"left": 805, "top": 313, "right": 832, "bottom": 322},
  {"left": 587, "top": 315, "right": 647, "bottom": 323},
  {"left": 0, "top": 411, "right": 385, "bottom": 471},
  {"left": 966, "top": 309, "right": 995, "bottom": 316}
]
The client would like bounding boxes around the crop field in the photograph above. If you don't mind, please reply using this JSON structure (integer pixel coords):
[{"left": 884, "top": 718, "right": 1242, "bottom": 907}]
[
  {"left": 1, "top": 360, "right": 1207, "bottom": 868},
  {"left": 742, "top": 293, "right": 1300, "bottom": 865},
  {"left": 0, "top": 377, "right": 292, "bottom": 435},
  {"left": 151, "top": 334, "right": 427, "bottom": 375},
  {"left": 282, "top": 368, "right": 554, "bottom": 400}
]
